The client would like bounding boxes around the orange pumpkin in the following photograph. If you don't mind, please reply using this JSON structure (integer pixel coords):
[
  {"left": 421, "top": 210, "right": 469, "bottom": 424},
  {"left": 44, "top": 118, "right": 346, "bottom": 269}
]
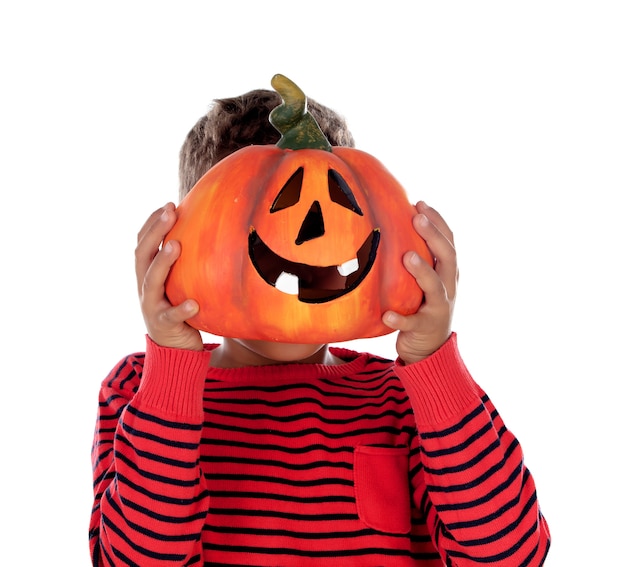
[{"left": 164, "top": 75, "right": 433, "bottom": 343}]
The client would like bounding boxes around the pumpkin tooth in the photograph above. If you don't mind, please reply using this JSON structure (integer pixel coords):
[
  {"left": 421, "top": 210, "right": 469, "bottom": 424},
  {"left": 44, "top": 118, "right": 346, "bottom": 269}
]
[
  {"left": 275, "top": 272, "right": 299, "bottom": 295},
  {"left": 337, "top": 258, "right": 359, "bottom": 277}
]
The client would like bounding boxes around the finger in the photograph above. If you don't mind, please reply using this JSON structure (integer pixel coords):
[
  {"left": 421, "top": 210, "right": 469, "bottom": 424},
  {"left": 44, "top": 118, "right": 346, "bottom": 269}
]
[
  {"left": 382, "top": 309, "right": 415, "bottom": 332},
  {"left": 415, "top": 201, "right": 454, "bottom": 245},
  {"left": 413, "top": 214, "right": 458, "bottom": 299},
  {"left": 137, "top": 202, "right": 176, "bottom": 244},
  {"left": 135, "top": 205, "right": 177, "bottom": 296},
  {"left": 158, "top": 298, "right": 200, "bottom": 326},
  {"left": 402, "top": 251, "right": 448, "bottom": 304},
  {"left": 382, "top": 251, "right": 445, "bottom": 333},
  {"left": 382, "top": 303, "right": 434, "bottom": 334},
  {"left": 141, "top": 239, "right": 181, "bottom": 305}
]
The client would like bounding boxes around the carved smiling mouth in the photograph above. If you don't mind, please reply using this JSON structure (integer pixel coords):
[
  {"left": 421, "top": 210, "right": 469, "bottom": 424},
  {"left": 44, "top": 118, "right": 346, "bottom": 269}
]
[{"left": 248, "top": 229, "right": 380, "bottom": 303}]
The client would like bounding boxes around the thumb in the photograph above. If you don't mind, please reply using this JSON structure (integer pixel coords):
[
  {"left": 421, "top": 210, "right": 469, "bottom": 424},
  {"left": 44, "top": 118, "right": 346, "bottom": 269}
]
[{"left": 383, "top": 311, "right": 413, "bottom": 332}]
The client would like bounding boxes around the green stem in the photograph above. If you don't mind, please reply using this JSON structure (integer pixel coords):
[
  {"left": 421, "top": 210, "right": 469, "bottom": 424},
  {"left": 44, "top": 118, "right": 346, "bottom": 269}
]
[{"left": 269, "top": 74, "right": 332, "bottom": 152}]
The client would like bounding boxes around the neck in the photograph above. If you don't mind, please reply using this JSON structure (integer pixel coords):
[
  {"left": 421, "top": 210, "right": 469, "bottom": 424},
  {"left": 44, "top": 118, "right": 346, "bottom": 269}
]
[{"left": 210, "top": 338, "right": 345, "bottom": 368}]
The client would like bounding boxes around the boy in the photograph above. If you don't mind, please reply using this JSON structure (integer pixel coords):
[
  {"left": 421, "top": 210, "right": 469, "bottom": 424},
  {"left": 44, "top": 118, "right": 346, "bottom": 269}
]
[{"left": 90, "top": 87, "right": 550, "bottom": 566}]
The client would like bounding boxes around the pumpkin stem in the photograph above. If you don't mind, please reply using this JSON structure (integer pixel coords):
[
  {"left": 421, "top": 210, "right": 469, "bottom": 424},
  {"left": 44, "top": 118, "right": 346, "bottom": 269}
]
[{"left": 270, "top": 74, "right": 332, "bottom": 152}]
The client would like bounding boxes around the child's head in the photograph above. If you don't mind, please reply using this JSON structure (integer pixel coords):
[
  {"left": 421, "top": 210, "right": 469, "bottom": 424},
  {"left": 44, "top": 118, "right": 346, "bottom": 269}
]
[{"left": 178, "top": 88, "right": 355, "bottom": 201}]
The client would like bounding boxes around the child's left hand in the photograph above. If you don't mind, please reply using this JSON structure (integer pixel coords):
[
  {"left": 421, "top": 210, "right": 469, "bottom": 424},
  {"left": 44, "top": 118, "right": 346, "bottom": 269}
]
[{"left": 383, "top": 202, "right": 458, "bottom": 365}]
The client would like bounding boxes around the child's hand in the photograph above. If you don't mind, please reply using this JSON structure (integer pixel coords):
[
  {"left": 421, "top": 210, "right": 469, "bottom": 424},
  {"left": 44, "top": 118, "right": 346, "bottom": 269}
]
[
  {"left": 383, "top": 202, "right": 458, "bottom": 365},
  {"left": 135, "top": 203, "right": 204, "bottom": 351}
]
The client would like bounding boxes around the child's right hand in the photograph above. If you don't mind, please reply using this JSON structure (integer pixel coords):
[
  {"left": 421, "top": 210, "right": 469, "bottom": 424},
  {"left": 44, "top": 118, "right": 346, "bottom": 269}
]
[{"left": 135, "top": 203, "right": 204, "bottom": 351}]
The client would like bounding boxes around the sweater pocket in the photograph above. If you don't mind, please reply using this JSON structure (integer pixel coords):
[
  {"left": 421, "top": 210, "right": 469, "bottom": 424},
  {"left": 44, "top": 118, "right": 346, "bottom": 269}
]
[{"left": 353, "top": 445, "right": 411, "bottom": 534}]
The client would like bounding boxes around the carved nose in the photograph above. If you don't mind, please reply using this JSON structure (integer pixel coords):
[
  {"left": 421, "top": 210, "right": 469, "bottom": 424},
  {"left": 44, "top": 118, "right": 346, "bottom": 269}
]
[{"left": 296, "top": 201, "right": 325, "bottom": 245}]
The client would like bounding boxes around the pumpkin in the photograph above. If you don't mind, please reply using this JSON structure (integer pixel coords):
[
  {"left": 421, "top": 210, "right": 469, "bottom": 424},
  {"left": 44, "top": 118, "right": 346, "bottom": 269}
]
[{"left": 164, "top": 74, "right": 433, "bottom": 343}]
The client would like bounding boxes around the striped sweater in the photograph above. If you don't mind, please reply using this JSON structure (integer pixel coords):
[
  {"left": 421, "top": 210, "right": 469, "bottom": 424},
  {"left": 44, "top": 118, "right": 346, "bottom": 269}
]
[{"left": 90, "top": 333, "right": 550, "bottom": 566}]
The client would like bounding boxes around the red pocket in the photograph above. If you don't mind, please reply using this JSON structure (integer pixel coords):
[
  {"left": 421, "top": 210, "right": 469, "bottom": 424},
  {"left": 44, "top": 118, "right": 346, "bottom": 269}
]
[{"left": 353, "top": 445, "right": 411, "bottom": 534}]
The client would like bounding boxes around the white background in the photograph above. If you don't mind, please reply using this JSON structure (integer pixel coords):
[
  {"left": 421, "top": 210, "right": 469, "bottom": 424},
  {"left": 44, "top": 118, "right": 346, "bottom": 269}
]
[{"left": 1, "top": 1, "right": 624, "bottom": 565}]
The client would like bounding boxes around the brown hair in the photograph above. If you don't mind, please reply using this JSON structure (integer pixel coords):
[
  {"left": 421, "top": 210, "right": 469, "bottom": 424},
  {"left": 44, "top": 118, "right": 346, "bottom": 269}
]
[{"left": 178, "top": 89, "right": 355, "bottom": 200}]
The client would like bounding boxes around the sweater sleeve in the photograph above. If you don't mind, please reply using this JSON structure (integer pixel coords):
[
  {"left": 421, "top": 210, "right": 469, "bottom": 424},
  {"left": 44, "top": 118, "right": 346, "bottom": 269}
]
[
  {"left": 396, "top": 333, "right": 551, "bottom": 566},
  {"left": 89, "top": 337, "right": 212, "bottom": 566}
]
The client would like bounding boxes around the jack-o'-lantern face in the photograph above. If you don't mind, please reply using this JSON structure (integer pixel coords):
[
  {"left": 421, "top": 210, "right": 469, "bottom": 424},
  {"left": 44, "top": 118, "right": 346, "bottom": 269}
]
[
  {"left": 249, "top": 160, "right": 379, "bottom": 304},
  {"left": 164, "top": 75, "right": 432, "bottom": 343}
]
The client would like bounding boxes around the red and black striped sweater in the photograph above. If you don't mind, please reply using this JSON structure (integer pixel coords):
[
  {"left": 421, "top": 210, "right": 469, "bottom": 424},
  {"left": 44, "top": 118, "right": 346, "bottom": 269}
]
[{"left": 90, "top": 333, "right": 550, "bottom": 566}]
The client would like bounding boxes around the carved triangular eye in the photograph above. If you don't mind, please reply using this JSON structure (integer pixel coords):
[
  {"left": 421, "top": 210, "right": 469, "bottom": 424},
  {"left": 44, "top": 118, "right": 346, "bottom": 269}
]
[
  {"left": 328, "top": 169, "right": 363, "bottom": 215},
  {"left": 270, "top": 167, "right": 303, "bottom": 212}
]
